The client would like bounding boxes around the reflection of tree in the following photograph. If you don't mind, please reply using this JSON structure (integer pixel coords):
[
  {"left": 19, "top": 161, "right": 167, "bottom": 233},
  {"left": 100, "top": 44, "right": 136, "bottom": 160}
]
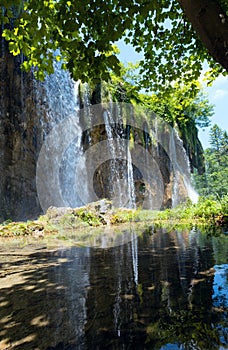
[{"left": 85, "top": 228, "right": 227, "bottom": 349}]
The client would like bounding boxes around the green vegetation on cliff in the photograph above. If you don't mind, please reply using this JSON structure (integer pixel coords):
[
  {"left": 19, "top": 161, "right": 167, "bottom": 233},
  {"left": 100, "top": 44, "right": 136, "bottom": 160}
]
[{"left": 106, "top": 67, "right": 213, "bottom": 175}]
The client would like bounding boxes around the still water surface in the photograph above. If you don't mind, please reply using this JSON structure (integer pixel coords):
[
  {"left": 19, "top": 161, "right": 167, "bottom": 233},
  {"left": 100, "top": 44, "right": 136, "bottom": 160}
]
[{"left": 0, "top": 225, "right": 227, "bottom": 349}]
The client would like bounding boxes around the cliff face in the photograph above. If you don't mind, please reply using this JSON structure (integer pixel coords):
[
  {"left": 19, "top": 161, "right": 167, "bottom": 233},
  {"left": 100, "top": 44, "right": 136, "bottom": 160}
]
[
  {"left": 0, "top": 33, "right": 82, "bottom": 221},
  {"left": 0, "top": 44, "right": 203, "bottom": 220},
  {"left": 0, "top": 38, "right": 77, "bottom": 221},
  {"left": 80, "top": 86, "right": 192, "bottom": 210},
  {"left": 0, "top": 39, "right": 43, "bottom": 221}
]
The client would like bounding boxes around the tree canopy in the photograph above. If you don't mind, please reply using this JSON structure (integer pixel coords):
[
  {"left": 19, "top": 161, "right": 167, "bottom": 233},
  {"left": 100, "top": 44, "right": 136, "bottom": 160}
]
[{"left": 1, "top": 0, "right": 228, "bottom": 94}]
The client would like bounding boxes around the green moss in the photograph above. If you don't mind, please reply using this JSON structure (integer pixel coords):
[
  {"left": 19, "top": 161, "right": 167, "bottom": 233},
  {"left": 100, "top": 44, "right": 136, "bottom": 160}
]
[
  {"left": 110, "top": 208, "right": 137, "bottom": 224},
  {"left": 74, "top": 208, "right": 104, "bottom": 226},
  {"left": 57, "top": 213, "right": 81, "bottom": 227},
  {"left": 0, "top": 221, "right": 46, "bottom": 236}
]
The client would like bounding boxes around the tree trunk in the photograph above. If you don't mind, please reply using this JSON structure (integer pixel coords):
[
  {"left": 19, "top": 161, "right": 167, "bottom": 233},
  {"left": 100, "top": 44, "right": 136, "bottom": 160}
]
[{"left": 178, "top": 0, "right": 228, "bottom": 71}]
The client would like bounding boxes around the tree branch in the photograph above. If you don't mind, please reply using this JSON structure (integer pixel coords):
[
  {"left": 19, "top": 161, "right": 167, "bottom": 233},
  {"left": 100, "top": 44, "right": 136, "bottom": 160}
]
[{"left": 177, "top": 0, "right": 228, "bottom": 71}]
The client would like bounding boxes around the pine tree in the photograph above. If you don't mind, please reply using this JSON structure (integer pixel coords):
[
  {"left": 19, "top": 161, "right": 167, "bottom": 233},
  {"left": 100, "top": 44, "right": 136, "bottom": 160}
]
[{"left": 194, "top": 125, "right": 228, "bottom": 198}]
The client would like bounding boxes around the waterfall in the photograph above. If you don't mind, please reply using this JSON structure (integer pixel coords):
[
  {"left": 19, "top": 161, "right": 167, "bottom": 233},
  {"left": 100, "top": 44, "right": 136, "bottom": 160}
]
[
  {"left": 169, "top": 129, "right": 181, "bottom": 207},
  {"left": 103, "top": 109, "right": 124, "bottom": 206},
  {"left": 36, "top": 62, "right": 198, "bottom": 212},
  {"left": 59, "top": 81, "right": 89, "bottom": 207},
  {"left": 173, "top": 129, "right": 199, "bottom": 204},
  {"left": 126, "top": 147, "right": 136, "bottom": 209},
  {"left": 169, "top": 128, "right": 199, "bottom": 207},
  {"left": 0, "top": 32, "right": 202, "bottom": 219},
  {"left": 183, "top": 178, "right": 199, "bottom": 204},
  {"left": 103, "top": 106, "right": 136, "bottom": 208},
  {"left": 36, "top": 65, "right": 89, "bottom": 210},
  {"left": 37, "top": 74, "right": 137, "bottom": 210}
]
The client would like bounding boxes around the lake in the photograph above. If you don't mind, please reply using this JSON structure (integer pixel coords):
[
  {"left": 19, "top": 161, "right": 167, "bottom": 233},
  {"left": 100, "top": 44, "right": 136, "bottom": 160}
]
[{"left": 0, "top": 224, "right": 227, "bottom": 349}]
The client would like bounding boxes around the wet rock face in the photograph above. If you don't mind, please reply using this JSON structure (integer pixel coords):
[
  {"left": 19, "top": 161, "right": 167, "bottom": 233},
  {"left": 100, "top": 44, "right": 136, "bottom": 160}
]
[
  {"left": 83, "top": 90, "right": 187, "bottom": 209},
  {"left": 84, "top": 123, "right": 177, "bottom": 209},
  {"left": 0, "top": 38, "right": 78, "bottom": 221},
  {"left": 0, "top": 53, "right": 183, "bottom": 222},
  {"left": 0, "top": 39, "right": 43, "bottom": 221},
  {"left": 0, "top": 43, "right": 196, "bottom": 220}
]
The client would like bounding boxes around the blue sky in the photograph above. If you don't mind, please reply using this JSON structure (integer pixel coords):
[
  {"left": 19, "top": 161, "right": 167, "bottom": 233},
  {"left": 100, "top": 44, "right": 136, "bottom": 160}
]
[{"left": 117, "top": 40, "right": 228, "bottom": 149}]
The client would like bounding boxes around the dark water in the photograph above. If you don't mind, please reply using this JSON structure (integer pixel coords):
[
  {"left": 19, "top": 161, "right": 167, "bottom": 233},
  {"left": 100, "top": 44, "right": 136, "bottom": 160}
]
[{"left": 0, "top": 225, "right": 227, "bottom": 349}]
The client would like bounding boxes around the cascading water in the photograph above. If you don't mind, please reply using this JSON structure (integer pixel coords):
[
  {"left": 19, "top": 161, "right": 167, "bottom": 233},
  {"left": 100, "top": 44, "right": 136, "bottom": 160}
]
[
  {"left": 103, "top": 105, "right": 136, "bottom": 208},
  {"left": 58, "top": 81, "right": 89, "bottom": 207},
  {"left": 183, "top": 178, "right": 199, "bottom": 204},
  {"left": 169, "top": 128, "right": 199, "bottom": 206},
  {"left": 36, "top": 61, "right": 198, "bottom": 212},
  {"left": 36, "top": 62, "right": 89, "bottom": 209},
  {"left": 142, "top": 119, "right": 155, "bottom": 210},
  {"left": 103, "top": 109, "right": 124, "bottom": 206},
  {"left": 126, "top": 147, "right": 136, "bottom": 209},
  {"left": 169, "top": 128, "right": 182, "bottom": 207}
]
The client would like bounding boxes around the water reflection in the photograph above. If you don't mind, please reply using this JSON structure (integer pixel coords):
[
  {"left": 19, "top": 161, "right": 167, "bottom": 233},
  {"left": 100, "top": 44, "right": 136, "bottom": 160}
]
[{"left": 0, "top": 226, "right": 227, "bottom": 349}]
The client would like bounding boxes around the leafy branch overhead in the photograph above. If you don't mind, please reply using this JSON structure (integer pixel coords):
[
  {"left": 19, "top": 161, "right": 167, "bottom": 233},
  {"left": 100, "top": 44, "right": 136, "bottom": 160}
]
[{"left": 1, "top": 0, "right": 228, "bottom": 93}]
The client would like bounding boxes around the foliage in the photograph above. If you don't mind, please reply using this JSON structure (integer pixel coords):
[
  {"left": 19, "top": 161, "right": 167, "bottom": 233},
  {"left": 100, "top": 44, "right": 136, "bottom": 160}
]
[
  {"left": 1, "top": 197, "right": 227, "bottom": 237},
  {"left": 209, "top": 124, "right": 228, "bottom": 155},
  {"left": 139, "top": 82, "right": 213, "bottom": 127},
  {"left": 193, "top": 124, "right": 228, "bottom": 197},
  {"left": 74, "top": 208, "right": 104, "bottom": 227},
  {"left": 71, "top": 207, "right": 138, "bottom": 226},
  {"left": 1, "top": 0, "right": 227, "bottom": 94},
  {"left": 0, "top": 220, "right": 56, "bottom": 236},
  {"left": 106, "top": 65, "right": 212, "bottom": 175},
  {"left": 108, "top": 65, "right": 214, "bottom": 127},
  {"left": 155, "top": 196, "right": 228, "bottom": 226},
  {"left": 220, "top": 194, "right": 228, "bottom": 215},
  {"left": 0, "top": 205, "right": 139, "bottom": 236},
  {"left": 110, "top": 208, "right": 137, "bottom": 224}
]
